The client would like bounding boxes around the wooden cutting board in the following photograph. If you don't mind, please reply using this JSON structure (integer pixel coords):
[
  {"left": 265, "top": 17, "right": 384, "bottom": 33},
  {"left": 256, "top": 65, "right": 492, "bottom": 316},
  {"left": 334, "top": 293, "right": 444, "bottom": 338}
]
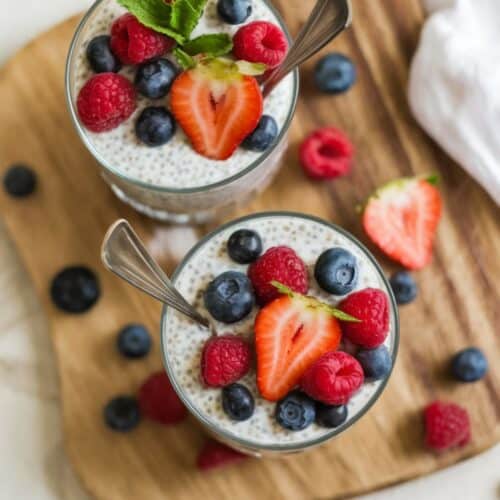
[{"left": 1, "top": 2, "right": 499, "bottom": 499}]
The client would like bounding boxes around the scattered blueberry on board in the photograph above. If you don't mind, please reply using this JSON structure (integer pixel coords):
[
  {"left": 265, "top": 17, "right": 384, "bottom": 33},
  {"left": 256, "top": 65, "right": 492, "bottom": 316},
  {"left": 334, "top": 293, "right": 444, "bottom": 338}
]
[
  {"left": 389, "top": 271, "right": 418, "bottom": 305},
  {"left": 86, "top": 35, "right": 122, "bottom": 73},
  {"left": 135, "top": 106, "right": 176, "bottom": 147},
  {"left": 134, "top": 58, "right": 177, "bottom": 99},
  {"left": 356, "top": 345, "right": 392, "bottom": 380},
  {"left": 242, "top": 115, "right": 278, "bottom": 152},
  {"left": 217, "top": 0, "right": 252, "bottom": 25},
  {"left": 117, "top": 323, "right": 152, "bottom": 359},
  {"left": 315, "top": 403, "right": 348, "bottom": 428},
  {"left": 314, "top": 53, "right": 356, "bottom": 94},
  {"left": 50, "top": 266, "right": 100, "bottom": 313},
  {"left": 451, "top": 347, "right": 488, "bottom": 382},
  {"left": 204, "top": 271, "right": 255, "bottom": 323},
  {"left": 227, "top": 228, "right": 263, "bottom": 263},
  {"left": 222, "top": 383, "right": 255, "bottom": 421},
  {"left": 3, "top": 164, "right": 37, "bottom": 197},
  {"left": 104, "top": 396, "right": 141, "bottom": 432},
  {"left": 314, "top": 247, "right": 358, "bottom": 295},
  {"left": 275, "top": 390, "right": 316, "bottom": 431}
]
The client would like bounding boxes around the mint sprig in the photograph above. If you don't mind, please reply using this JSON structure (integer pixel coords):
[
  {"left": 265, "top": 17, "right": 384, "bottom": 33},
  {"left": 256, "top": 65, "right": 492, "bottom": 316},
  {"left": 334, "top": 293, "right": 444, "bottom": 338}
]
[
  {"left": 173, "top": 47, "right": 196, "bottom": 69},
  {"left": 183, "top": 34, "right": 233, "bottom": 57}
]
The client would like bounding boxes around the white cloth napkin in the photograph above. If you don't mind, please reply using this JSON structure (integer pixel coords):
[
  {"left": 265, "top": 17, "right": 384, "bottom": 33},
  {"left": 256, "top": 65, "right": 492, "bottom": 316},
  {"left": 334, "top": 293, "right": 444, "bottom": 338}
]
[{"left": 408, "top": 0, "right": 500, "bottom": 206}]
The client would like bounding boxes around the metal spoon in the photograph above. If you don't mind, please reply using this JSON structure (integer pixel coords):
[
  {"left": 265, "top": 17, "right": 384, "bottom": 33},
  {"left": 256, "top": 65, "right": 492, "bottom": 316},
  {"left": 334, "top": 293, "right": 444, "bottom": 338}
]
[
  {"left": 262, "top": 0, "right": 352, "bottom": 97},
  {"left": 101, "top": 219, "right": 210, "bottom": 329}
]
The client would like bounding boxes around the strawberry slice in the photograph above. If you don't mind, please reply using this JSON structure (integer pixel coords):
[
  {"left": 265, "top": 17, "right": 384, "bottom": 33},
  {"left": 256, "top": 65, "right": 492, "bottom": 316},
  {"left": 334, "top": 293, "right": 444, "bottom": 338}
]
[
  {"left": 362, "top": 175, "right": 442, "bottom": 270},
  {"left": 170, "top": 58, "right": 264, "bottom": 160},
  {"left": 254, "top": 283, "right": 357, "bottom": 401}
]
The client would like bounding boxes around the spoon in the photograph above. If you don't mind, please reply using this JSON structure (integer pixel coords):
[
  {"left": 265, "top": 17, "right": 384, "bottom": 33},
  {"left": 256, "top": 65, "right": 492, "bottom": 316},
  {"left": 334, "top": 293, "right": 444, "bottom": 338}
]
[
  {"left": 101, "top": 219, "right": 210, "bottom": 329},
  {"left": 262, "top": 0, "right": 352, "bottom": 97}
]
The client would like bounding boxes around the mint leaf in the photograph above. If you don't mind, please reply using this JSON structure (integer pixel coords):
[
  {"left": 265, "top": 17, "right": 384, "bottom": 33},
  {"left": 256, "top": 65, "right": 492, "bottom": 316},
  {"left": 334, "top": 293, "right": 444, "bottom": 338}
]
[
  {"left": 424, "top": 173, "right": 440, "bottom": 185},
  {"left": 173, "top": 47, "right": 195, "bottom": 69},
  {"left": 183, "top": 34, "right": 233, "bottom": 57},
  {"left": 169, "top": 0, "right": 207, "bottom": 42}
]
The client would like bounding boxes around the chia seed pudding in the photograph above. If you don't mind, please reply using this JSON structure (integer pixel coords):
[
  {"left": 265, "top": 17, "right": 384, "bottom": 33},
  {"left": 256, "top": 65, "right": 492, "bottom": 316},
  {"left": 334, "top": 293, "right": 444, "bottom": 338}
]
[{"left": 161, "top": 212, "right": 399, "bottom": 454}]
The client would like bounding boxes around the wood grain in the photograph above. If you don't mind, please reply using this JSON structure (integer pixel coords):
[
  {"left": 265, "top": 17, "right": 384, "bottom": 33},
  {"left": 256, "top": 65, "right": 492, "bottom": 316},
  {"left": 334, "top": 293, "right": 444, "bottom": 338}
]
[{"left": 0, "top": 3, "right": 499, "bottom": 499}]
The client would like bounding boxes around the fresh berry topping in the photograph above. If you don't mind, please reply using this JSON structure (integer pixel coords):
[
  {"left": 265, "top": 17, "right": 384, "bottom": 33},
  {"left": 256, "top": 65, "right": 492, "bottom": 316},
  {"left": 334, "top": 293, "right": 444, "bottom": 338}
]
[
  {"left": 248, "top": 246, "right": 308, "bottom": 305},
  {"left": 197, "top": 439, "right": 247, "bottom": 471},
  {"left": 389, "top": 271, "right": 418, "bottom": 305},
  {"left": 3, "top": 165, "right": 37, "bottom": 197},
  {"left": 138, "top": 371, "right": 187, "bottom": 425},
  {"left": 135, "top": 106, "right": 176, "bottom": 147},
  {"left": 104, "top": 396, "right": 141, "bottom": 432},
  {"left": 424, "top": 401, "right": 471, "bottom": 451},
  {"left": 300, "top": 351, "right": 364, "bottom": 405},
  {"left": 134, "top": 58, "right": 177, "bottom": 99},
  {"left": 86, "top": 35, "right": 122, "bottom": 73},
  {"left": 110, "top": 13, "right": 174, "bottom": 65},
  {"left": 242, "top": 115, "right": 278, "bottom": 152},
  {"left": 338, "top": 288, "right": 390, "bottom": 348},
  {"left": 314, "top": 53, "right": 356, "bottom": 94},
  {"left": 233, "top": 21, "right": 288, "bottom": 69},
  {"left": 201, "top": 334, "right": 252, "bottom": 387},
  {"left": 356, "top": 345, "right": 392, "bottom": 380},
  {"left": 275, "top": 390, "right": 316, "bottom": 431},
  {"left": 222, "top": 383, "right": 255, "bottom": 421},
  {"left": 170, "top": 58, "right": 263, "bottom": 160},
  {"left": 204, "top": 271, "right": 255, "bottom": 323},
  {"left": 227, "top": 229, "right": 263, "bottom": 264},
  {"left": 77, "top": 73, "right": 136, "bottom": 133},
  {"left": 451, "top": 348, "right": 488, "bottom": 383},
  {"left": 255, "top": 292, "right": 342, "bottom": 401},
  {"left": 217, "top": 0, "right": 252, "bottom": 24},
  {"left": 300, "top": 127, "right": 354, "bottom": 180},
  {"left": 314, "top": 247, "right": 358, "bottom": 295},
  {"left": 50, "top": 266, "right": 100, "bottom": 313},
  {"left": 363, "top": 176, "right": 442, "bottom": 270},
  {"left": 116, "top": 323, "right": 151, "bottom": 359},
  {"left": 315, "top": 403, "right": 348, "bottom": 428}
]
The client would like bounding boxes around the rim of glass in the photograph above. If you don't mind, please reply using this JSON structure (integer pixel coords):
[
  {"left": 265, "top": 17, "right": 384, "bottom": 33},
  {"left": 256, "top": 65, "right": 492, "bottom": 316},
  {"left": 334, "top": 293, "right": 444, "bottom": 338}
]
[
  {"left": 160, "top": 211, "right": 400, "bottom": 452},
  {"left": 64, "top": 0, "right": 299, "bottom": 195}
]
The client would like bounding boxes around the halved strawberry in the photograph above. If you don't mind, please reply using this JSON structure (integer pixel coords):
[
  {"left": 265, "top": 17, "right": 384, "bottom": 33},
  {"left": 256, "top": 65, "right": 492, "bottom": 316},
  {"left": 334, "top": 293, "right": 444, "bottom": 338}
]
[
  {"left": 362, "top": 175, "right": 442, "bottom": 270},
  {"left": 170, "top": 58, "right": 264, "bottom": 160},
  {"left": 254, "top": 283, "right": 358, "bottom": 401}
]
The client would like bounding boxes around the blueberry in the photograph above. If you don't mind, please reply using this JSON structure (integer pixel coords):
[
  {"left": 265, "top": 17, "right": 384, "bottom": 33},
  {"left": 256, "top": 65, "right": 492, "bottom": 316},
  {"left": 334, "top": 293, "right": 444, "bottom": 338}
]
[
  {"left": 222, "top": 383, "right": 255, "bottom": 421},
  {"left": 356, "top": 345, "right": 392, "bottom": 380},
  {"left": 227, "top": 229, "right": 263, "bottom": 263},
  {"left": 134, "top": 58, "right": 177, "bottom": 99},
  {"left": 135, "top": 106, "right": 176, "bottom": 147},
  {"left": 275, "top": 390, "right": 316, "bottom": 431},
  {"left": 217, "top": 0, "right": 252, "bottom": 24},
  {"left": 50, "top": 266, "right": 100, "bottom": 313},
  {"left": 204, "top": 271, "right": 255, "bottom": 323},
  {"left": 390, "top": 271, "right": 418, "bottom": 305},
  {"left": 104, "top": 396, "right": 141, "bottom": 432},
  {"left": 451, "top": 347, "right": 488, "bottom": 382},
  {"left": 86, "top": 35, "right": 122, "bottom": 73},
  {"left": 3, "top": 164, "right": 37, "bottom": 197},
  {"left": 242, "top": 115, "right": 278, "bottom": 152},
  {"left": 117, "top": 324, "right": 152, "bottom": 359},
  {"left": 314, "top": 247, "right": 358, "bottom": 295},
  {"left": 315, "top": 403, "right": 348, "bottom": 428},
  {"left": 314, "top": 53, "right": 356, "bottom": 94}
]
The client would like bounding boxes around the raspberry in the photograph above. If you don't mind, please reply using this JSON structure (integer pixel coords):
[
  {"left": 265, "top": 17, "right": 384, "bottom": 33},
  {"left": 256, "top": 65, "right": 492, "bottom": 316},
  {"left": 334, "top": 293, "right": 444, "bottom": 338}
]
[
  {"left": 424, "top": 401, "right": 471, "bottom": 451},
  {"left": 77, "top": 73, "right": 136, "bottom": 132},
  {"left": 201, "top": 335, "right": 251, "bottom": 387},
  {"left": 138, "top": 371, "right": 187, "bottom": 425},
  {"left": 110, "top": 13, "right": 174, "bottom": 65},
  {"left": 300, "top": 127, "right": 354, "bottom": 180},
  {"left": 233, "top": 21, "right": 288, "bottom": 69},
  {"left": 300, "top": 351, "right": 364, "bottom": 405},
  {"left": 248, "top": 246, "right": 308, "bottom": 305},
  {"left": 338, "top": 288, "right": 389, "bottom": 348},
  {"left": 196, "top": 439, "right": 247, "bottom": 471}
]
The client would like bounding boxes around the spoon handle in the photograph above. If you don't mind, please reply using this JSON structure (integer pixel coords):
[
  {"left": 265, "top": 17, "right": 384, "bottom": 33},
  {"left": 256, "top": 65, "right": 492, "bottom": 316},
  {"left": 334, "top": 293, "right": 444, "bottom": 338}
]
[
  {"left": 262, "top": 0, "right": 352, "bottom": 97},
  {"left": 101, "top": 219, "right": 210, "bottom": 328}
]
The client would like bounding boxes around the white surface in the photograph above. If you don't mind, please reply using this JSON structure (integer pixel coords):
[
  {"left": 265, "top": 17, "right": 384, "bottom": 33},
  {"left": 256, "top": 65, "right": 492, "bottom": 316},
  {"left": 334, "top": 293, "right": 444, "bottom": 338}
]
[{"left": 0, "top": 1, "right": 498, "bottom": 499}]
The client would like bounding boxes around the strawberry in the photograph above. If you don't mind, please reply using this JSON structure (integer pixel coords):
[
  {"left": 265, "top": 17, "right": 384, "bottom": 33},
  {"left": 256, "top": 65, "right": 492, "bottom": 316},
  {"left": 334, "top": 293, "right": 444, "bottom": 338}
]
[
  {"left": 254, "top": 283, "right": 358, "bottom": 401},
  {"left": 362, "top": 175, "right": 442, "bottom": 270},
  {"left": 170, "top": 58, "right": 264, "bottom": 160}
]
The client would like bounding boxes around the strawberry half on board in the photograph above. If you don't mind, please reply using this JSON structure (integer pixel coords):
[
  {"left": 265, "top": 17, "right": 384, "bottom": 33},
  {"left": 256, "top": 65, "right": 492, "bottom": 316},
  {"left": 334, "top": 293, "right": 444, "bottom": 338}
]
[
  {"left": 170, "top": 57, "right": 264, "bottom": 160},
  {"left": 254, "top": 282, "right": 359, "bottom": 401},
  {"left": 362, "top": 175, "right": 442, "bottom": 270}
]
